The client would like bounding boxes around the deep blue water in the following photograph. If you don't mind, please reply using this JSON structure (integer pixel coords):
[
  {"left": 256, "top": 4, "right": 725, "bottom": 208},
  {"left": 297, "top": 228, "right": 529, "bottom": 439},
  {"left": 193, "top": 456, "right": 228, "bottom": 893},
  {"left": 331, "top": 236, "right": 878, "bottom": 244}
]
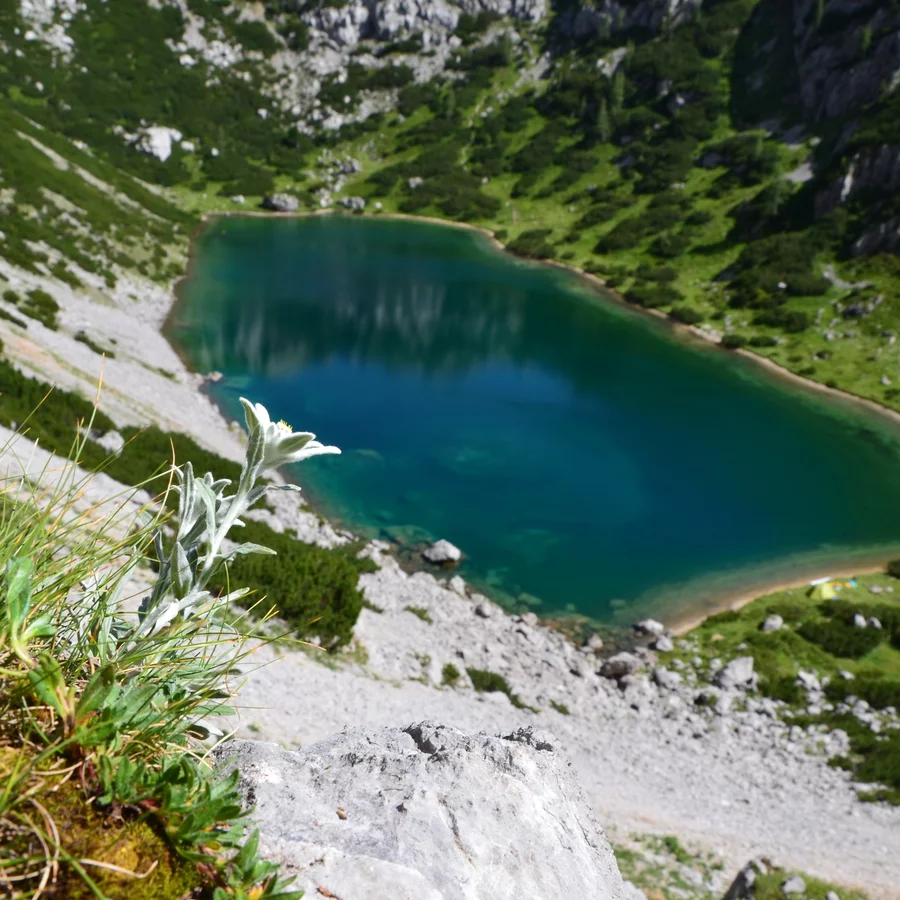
[{"left": 169, "top": 215, "right": 900, "bottom": 623}]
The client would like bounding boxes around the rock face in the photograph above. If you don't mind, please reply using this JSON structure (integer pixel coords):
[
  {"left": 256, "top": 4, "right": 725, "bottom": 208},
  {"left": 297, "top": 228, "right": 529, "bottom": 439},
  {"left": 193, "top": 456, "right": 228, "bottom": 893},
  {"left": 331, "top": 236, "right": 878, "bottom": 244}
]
[
  {"left": 558, "top": 0, "right": 701, "bottom": 41},
  {"left": 792, "top": 0, "right": 900, "bottom": 122},
  {"left": 306, "top": 0, "right": 546, "bottom": 49},
  {"left": 215, "top": 723, "right": 627, "bottom": 900},
  {"left": 262, "top": 193, "right": 300, "bottom": 213}
]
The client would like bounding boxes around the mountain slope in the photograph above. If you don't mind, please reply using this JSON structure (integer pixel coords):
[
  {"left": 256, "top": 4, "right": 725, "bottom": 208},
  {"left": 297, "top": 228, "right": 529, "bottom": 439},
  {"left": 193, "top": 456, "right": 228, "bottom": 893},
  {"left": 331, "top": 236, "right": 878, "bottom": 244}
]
[{"left": 1, "top": 0, "right": 900, "bottom": 414}]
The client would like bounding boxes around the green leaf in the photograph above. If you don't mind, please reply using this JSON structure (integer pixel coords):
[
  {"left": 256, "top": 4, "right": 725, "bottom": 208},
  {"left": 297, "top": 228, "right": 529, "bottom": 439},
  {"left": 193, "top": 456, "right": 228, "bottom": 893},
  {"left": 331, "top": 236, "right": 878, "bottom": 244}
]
[
  {"left": 226, "top": 543, "right": 277, "bottom": 560},
  {"left": 115, "top": 683, "right": 158, "bottom": 727},
  {"left": 172, "top": 541, "right": 193, "bottom": 600},
  {"left": 77, "top": 664, "right": 118, "bottom": 718},
  {"left": 22, "top": 613, "right": 55, "bottom": 642},
  {"left": 245, "top": 426, "right": 265, "bottom": 482},
  {"left": 6, "top": 557, "right": 34, "bottom": 628},
  {"left": 195, "top": 480, "right": 218, "bottom": 545},
  {"left": 277, "top": 432, "right": 315, "bottom": 456},
  {"left": 27, "top": 652, "right": 67, "bottom": 718}
]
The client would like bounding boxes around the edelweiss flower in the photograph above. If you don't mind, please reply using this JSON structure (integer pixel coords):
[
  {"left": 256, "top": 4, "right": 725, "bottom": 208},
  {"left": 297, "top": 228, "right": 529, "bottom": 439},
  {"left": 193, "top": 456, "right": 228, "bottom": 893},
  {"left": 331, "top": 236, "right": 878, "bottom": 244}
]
[{"left": 240, "top": 398, "right": 341, "bottom": 471}]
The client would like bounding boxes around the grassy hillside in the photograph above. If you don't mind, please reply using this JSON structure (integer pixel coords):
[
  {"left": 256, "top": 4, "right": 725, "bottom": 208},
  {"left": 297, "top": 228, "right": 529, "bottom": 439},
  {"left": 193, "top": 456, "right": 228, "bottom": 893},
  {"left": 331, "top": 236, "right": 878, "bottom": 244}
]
[
  {"left": 2, "top": 0, "right": 898, "bottom": 415},
  {"left": 665, "top": 571, "right": 900, "bottom": 804}
]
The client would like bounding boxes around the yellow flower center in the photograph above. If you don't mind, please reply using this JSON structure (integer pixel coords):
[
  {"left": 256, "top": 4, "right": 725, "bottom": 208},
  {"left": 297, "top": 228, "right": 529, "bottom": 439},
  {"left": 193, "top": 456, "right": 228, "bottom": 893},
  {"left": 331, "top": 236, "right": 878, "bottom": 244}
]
[{"left": 276, "top": 419, "right": 292, "bottom": 436}]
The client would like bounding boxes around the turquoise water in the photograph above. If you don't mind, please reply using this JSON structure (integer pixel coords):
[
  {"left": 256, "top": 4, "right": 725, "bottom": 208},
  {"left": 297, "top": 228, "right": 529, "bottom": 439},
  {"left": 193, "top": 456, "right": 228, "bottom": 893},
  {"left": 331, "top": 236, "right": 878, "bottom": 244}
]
[{"left": 170, "top": 215, "right": 900, "bottom": 623}]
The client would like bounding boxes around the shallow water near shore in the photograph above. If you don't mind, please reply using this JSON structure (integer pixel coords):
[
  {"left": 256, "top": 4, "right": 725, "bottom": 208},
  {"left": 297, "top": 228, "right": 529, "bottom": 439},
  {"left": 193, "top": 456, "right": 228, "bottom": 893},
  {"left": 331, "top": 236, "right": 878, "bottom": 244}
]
[{"left": 170, "top": 214, "right": 900, "bottom": 624}]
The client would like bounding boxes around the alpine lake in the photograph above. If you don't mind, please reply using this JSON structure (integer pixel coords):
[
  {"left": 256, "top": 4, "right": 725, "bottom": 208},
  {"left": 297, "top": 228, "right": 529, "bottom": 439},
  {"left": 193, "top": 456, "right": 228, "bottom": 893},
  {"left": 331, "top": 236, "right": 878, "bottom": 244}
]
[{"left": 169, "top": 214, "right": 900, "bottom": 627}]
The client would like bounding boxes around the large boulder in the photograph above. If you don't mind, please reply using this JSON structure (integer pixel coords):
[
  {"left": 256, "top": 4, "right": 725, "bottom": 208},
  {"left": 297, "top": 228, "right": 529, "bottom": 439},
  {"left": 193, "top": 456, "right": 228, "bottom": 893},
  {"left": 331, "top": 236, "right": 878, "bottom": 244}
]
[
  {"left": 599, "top": 651, "right": 641, "bottom": 680},
  {"left": 215, "top": 724, "right": 627, "bottom": 900},
  {"left": 713, "top": 656, "right": 755, "bottom": 690},
  {"left": 262, "top": 193, "right": 300, "bottom": 213},
  {"left": 422, "top": 538, "right": 462, "bottom": 564},
  {"left": 723, "top": 859, "right": 770, "bottom": 900}
]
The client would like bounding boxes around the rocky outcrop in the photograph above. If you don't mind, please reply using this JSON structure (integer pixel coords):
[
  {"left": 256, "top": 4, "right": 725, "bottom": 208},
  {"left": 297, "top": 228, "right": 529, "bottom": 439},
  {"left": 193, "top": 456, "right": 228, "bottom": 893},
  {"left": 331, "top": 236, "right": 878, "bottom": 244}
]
[
  {"left": 816, "top": 143, "right": 900, "bottom": 215},
  {"left": 557, "top": 0, "right": 701, "bottom": 41},
  {"left": 215, "top": 723, "right": 627, "bottom": 900},
  {"left": 305, "top": 0, "right": 546, "bottom": 49},
  {"left": 852, "top": 214, "right": 900, "bottom": 255},
  {"left": 792, "top": 0, "right": 900, "bottom": 122}
]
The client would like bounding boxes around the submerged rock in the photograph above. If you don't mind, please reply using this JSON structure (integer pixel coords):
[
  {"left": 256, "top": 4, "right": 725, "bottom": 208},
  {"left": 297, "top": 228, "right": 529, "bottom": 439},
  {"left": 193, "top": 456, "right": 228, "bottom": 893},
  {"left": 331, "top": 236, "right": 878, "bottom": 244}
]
[
  {"left": 423, "top": 539, "right": 462, "bottom": 564},
  {"left": 215, "top": 724, "right": 627, "bottom": 900},
  {"left": 634, "top": 618, "right": 665, "bottom": 636}
]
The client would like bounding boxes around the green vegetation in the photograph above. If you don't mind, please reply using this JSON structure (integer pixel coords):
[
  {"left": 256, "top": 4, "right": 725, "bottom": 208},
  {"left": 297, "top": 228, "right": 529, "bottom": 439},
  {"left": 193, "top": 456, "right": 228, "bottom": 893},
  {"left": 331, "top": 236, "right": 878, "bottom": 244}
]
[
  {"left": 549, "top": 699, "right": 570, "bottom": 715},
  {"left": 0, "top": 402, "right": 302, "bottom": 899},
  {"left": 75, "top": 330, "right": 115, "bottom": 357},
  {"left": 1, "top": 0, "right": 899, "bottom": 417},
  {"left": 441, "top": 662, "right": 461, "bottom": 687},
  {"left": 209, "top": 518, "right": 369, "bottom": 649},
  {"left": 404, "top": 604, "right": 433, "bottom": 623},
  {"left": 615, "top": 831, "right": 867, "bottom": 900},
  {"left": 20, "top": 289, "right": 59, "bottom": 330},
  {"left": 466, "top": 666, "right": 534, "bottom": 710},
  {"left": 0, "top": 355, "right": 371, "bottom": 649},
  {"left": 671, "top": 571, "right": 900, "bottom": 803}
]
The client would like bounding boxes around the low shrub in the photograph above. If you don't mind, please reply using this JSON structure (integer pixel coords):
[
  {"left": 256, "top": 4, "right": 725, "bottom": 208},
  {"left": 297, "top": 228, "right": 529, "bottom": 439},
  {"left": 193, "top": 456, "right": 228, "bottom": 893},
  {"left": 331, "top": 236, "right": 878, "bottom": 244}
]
[
  {"left": 703, "top": 609, "right": 741, "bottom": 625},
  {"left": 760, "top": 676, "right": 805, "bottom": 705},
  {"left": 797, "top": 619, "right": 885, "bottom": 659},
  {"left": 507, "top": 229, "right": 555, "bottom": 259},
  {"left": 234, "top": 20, "right": 279, "bottom": 56},
  {"left": 466, "top": 667, "right": 531, "bottom": 709},
  {"left": 827, "top": 677, "right": 900, "bottom": 710},
  {"left": 207, "top": 519, "right": 365, "bottom": 649},
  {"left": 442, "top": 662, "right": 461, "bottom": 686},
  {"left": 0, "top": 308, "right": 27, "bottom": 328},
  {"left": 627, "top": 283, "right": 684, "bottom": 308},
  {"left": 748, "top": 335, "right": 778, "bottom": 347},
  {"left": 21, "top": 289, "right": 59, "bottom": 330},
  {"left": 75, "top": 330, "right": 115, "bottom": 357},
  {"left": 669, "top": 305, "right": 703, "bottom": 325},
  {"left": 720, "top": 334, "right": 747, "bottom": 349}
]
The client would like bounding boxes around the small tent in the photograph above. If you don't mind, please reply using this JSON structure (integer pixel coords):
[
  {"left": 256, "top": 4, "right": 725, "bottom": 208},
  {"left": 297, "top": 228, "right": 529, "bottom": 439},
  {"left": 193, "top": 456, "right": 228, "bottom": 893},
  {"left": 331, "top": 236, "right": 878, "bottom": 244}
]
[{"left": 808, "top": 581, "right": 838, "bottom": 601}]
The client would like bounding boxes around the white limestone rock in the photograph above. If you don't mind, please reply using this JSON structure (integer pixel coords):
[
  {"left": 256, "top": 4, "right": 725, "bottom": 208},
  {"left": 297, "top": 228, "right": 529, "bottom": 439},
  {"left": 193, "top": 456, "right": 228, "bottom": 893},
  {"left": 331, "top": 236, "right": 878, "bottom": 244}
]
[
  {"left": 634, "top": 618, "right": 665, "bottom": 636},
  {"left": 215, "top": 724, "right": 627, "bottom": 900},
  {"left": 422, "top": 538, "right": 462, "bottom": 564},
  {"left": 135, "top": 126, "right": 183, "bottom": 162},
  {"left": 600, "top": 652, "right": 641, "bottom": 680},
  {"left": 713, "top": 656, "right": 755, "bottom": 690}
]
